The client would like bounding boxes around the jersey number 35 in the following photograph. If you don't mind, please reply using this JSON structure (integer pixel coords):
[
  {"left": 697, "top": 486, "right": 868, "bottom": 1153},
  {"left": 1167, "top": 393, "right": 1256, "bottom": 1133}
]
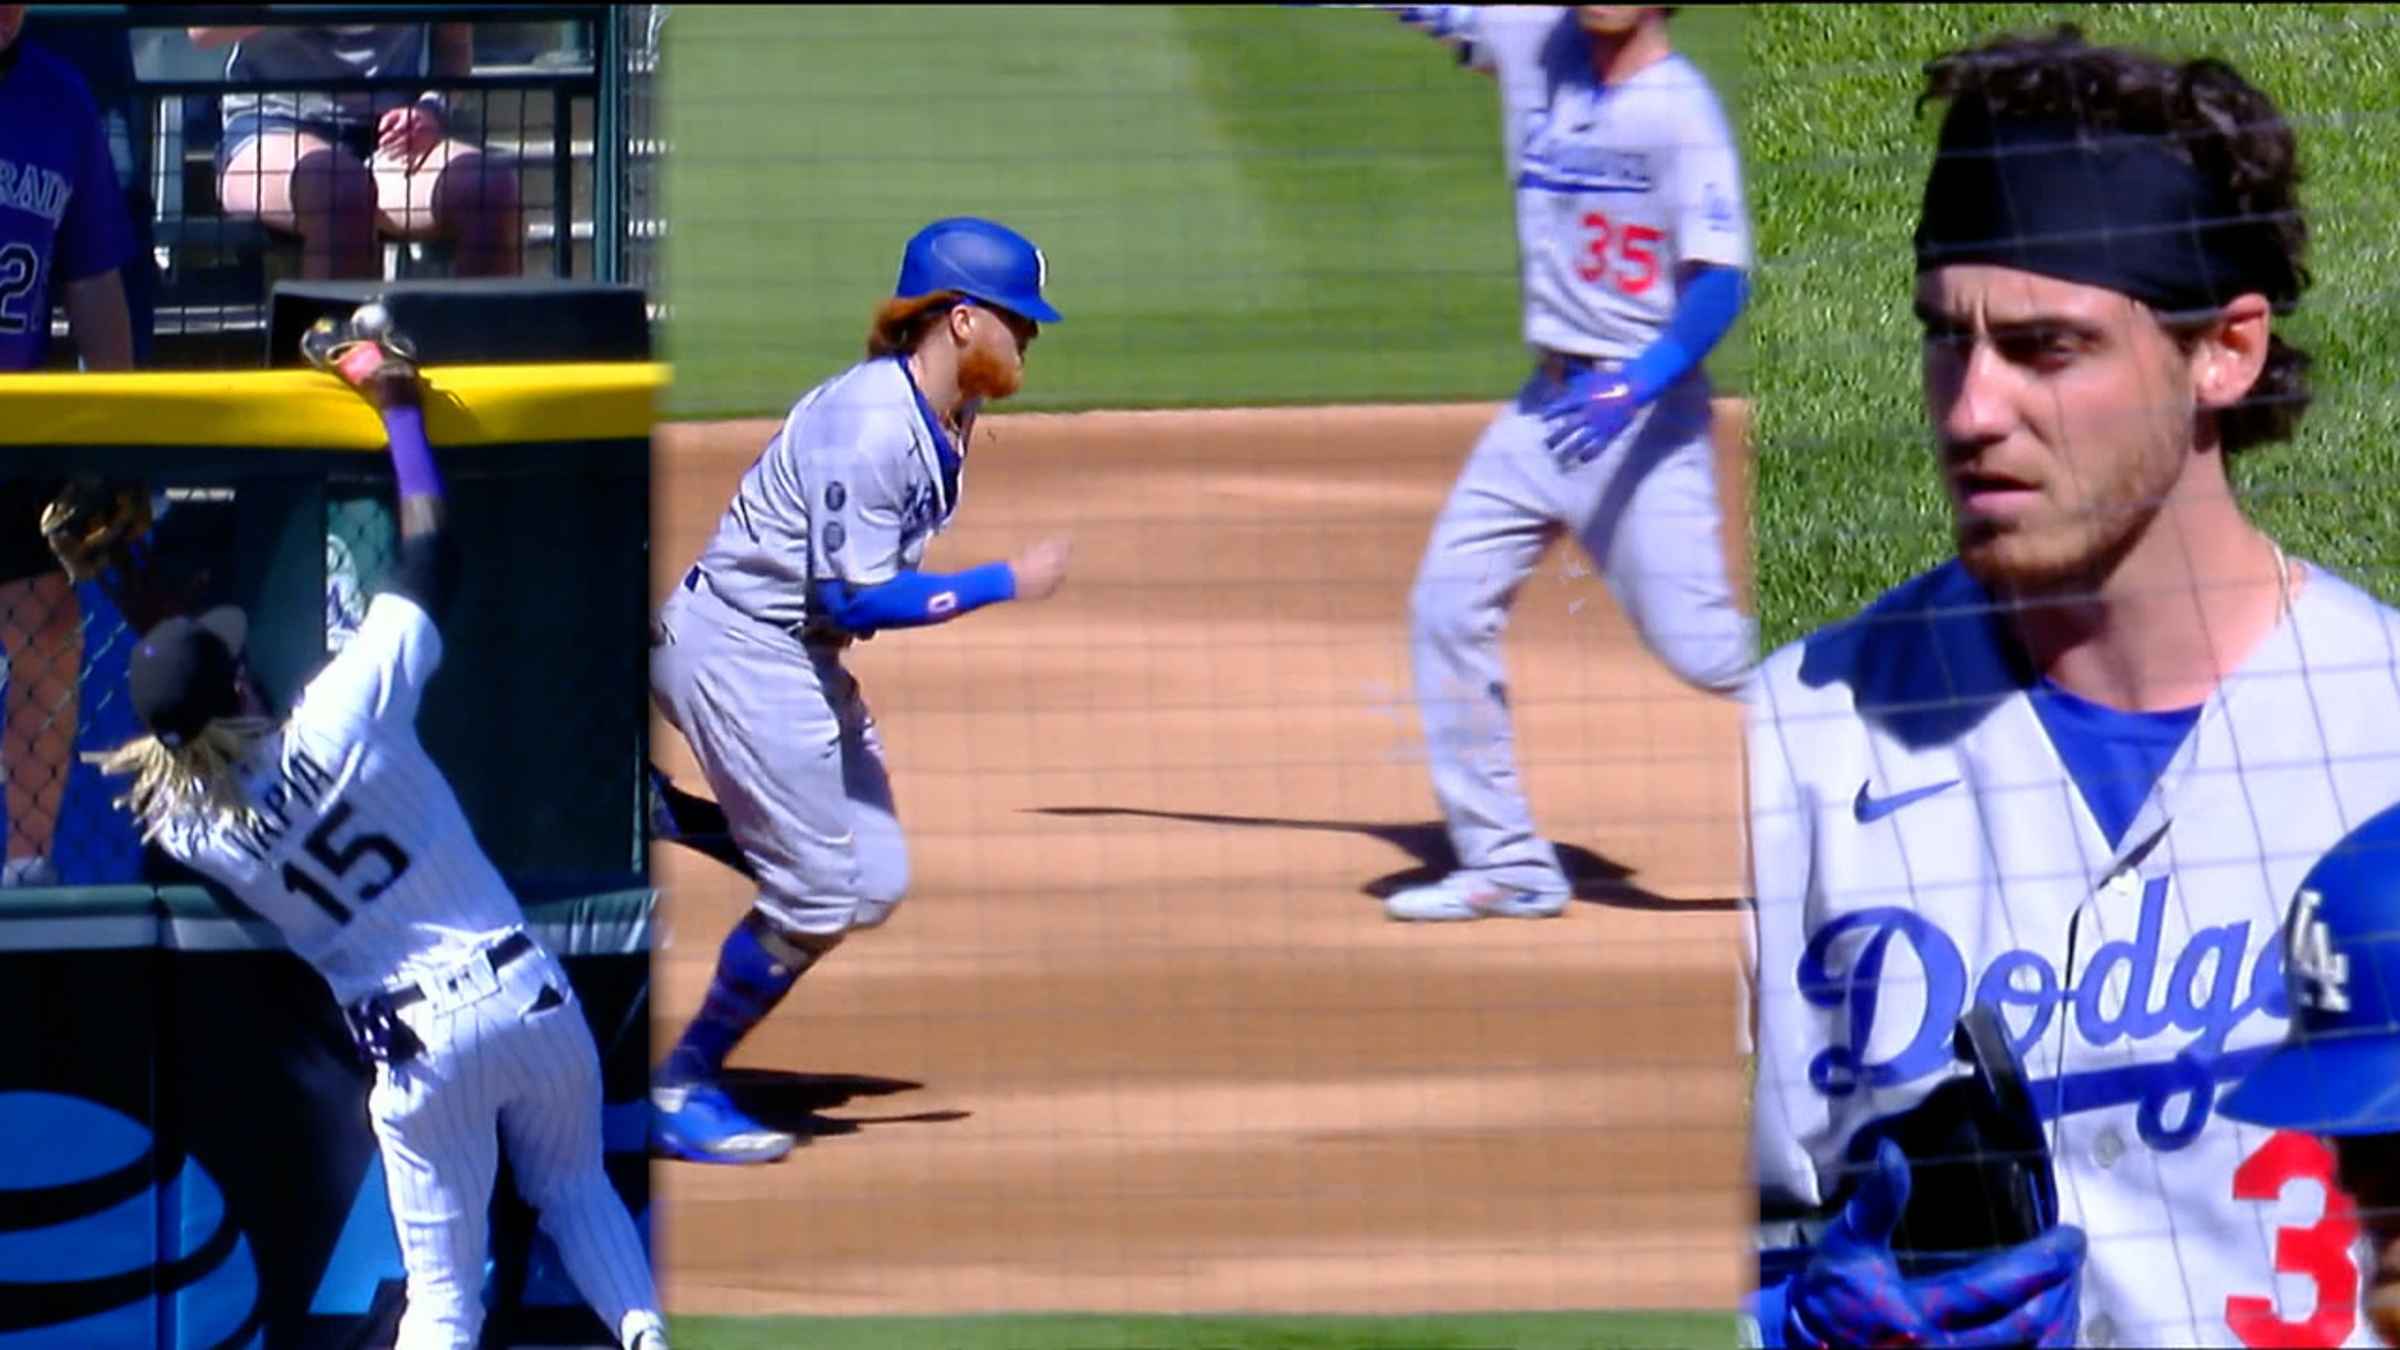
[{"left": 1576, "top": 209, "right": 1662, "bottom": 296}]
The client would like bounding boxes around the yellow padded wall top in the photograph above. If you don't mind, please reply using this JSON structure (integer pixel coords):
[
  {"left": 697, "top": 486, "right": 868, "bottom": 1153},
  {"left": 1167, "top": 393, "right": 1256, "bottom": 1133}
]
[{"left": 0, "top": 363, "right": 668, "bottom": 449}]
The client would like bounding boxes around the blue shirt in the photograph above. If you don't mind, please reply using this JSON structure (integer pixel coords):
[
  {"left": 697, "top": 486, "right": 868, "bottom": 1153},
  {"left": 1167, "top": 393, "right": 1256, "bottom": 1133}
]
[
  {"left": 0, "top": 39, "right": 135, "bottom": 370},
  {"left": 2031, "top": 676, "right": 2204, "bottom": 847}
]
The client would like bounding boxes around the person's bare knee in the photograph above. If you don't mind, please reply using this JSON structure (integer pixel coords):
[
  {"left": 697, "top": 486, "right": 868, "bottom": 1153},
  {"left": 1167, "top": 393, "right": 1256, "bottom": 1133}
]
[
  {"left": 429, "top": 148, "right": 522, "bottom": 275},
  {"left": 287, "top": 146, "right": 377, "bottom": 234},
  {"left": 228, "top": 137, "right": 375, "bottom": 278}
]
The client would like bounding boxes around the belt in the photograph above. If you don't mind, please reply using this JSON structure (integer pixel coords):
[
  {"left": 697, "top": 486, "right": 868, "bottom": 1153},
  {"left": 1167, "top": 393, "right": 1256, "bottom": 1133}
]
[
  {"left": 1536, "top": 349, "right": 1623, "bottom": 384},
  {"left": 683, "top": 565, "right": 855, "bottom": 650},
  {"left": 384, "top": 930, "right": 534, "bottom": 1013}
]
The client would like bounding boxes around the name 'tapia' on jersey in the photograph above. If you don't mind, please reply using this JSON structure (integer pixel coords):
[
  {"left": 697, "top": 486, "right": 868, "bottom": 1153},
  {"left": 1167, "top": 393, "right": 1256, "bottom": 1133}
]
[
  {"left": 1748, "top": 560, "right": 2400, "bottom": 1348},
  {"left": 1450, "top": 6, "right": 1751, "bottom": 362},
  {"left": 155, "top": 594, "right": 524, "bottom": 1006},
  {"left": 692, "top": 356, "right": 963, "bottom": 633}
]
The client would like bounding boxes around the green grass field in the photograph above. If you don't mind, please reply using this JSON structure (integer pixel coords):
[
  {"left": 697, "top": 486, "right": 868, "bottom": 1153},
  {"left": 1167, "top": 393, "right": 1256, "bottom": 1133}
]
[
  {"left": 1749, "top": 4, "right": 2400, "bottom": 648},
  {"left": 659, "top": 5, "right": 1747, "bottom": 418},
  {"left": 666, "top": 1310, "right": 1738, "bottom": 1350}
]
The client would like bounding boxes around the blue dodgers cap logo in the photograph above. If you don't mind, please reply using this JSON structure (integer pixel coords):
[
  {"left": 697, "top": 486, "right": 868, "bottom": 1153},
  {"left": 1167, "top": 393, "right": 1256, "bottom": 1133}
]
[
  {"left": 2222, "top": 799, "right": 2400, "bottom": 1134},
  {"left": 0, "top": 1091, "right": 261, "bottom": 1344},
  {"left": 895, "top": 216, "right": 1063, "bottom": 324}
]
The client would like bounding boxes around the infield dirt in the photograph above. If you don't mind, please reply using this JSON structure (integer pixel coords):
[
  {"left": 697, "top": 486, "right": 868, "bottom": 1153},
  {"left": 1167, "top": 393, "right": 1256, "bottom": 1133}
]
[{"left": 649, "top": 401, "right": 1750, "bottom": 1316}]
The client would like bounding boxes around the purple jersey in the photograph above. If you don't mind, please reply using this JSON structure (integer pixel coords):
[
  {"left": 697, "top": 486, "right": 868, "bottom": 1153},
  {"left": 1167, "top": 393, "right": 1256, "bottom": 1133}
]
[{"left": 0, "top": 39, "right": 135, "bottom": 371}]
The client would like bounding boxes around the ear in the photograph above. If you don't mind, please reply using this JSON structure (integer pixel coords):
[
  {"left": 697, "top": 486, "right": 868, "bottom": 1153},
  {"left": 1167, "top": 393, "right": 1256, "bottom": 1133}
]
[{"left": 2192, "top": 293, "right": 2273, "bottom": 412}]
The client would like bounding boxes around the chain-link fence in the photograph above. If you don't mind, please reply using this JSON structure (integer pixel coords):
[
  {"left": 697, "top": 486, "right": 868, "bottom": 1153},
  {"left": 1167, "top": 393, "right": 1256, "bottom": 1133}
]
[{"left": 0, "top": 475, "right": 403, "bottom": 886}]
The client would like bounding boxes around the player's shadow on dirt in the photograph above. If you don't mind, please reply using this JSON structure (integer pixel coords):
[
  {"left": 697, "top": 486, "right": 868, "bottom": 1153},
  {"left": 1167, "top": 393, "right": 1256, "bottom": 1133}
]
[
  {"left": 1028, "top": 808, "right": 1739, "bottom": 912},
  {"left": 717, "top": 1069, "right": 971, "bottom": 1141}
]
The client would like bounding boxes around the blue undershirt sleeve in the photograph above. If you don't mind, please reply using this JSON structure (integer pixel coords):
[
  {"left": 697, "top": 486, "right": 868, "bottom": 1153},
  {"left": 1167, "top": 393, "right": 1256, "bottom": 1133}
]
[
  {"left": 1621, "top": 263, "right": 1749, "bottom": 405},
  {"left": 811, "top": 561, "right": 1017, "bottom": 634}
]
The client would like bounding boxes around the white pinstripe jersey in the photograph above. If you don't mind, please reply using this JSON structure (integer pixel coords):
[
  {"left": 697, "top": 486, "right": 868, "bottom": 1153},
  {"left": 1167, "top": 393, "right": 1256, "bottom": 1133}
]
[
  {"left": 156, "top": 592, "right": 522, "bottom": 1006},
  {"left": 1748, "top": 559, "right": 2400, "bottom": 1348},
  {"left": 1450, "top": 6, "right": 1751, "bottom": 360}
]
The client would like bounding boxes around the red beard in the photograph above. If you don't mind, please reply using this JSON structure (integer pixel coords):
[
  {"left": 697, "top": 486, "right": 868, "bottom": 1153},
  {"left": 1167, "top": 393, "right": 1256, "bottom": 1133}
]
[{"left": 957, "top": 344, "right": 1021, "bottom": 402}]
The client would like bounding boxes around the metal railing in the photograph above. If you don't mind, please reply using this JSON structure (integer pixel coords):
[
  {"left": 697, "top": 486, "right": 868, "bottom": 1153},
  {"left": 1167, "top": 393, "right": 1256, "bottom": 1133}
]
[{"left": 33, "top": 5, "right": 641, "bottom": 365}]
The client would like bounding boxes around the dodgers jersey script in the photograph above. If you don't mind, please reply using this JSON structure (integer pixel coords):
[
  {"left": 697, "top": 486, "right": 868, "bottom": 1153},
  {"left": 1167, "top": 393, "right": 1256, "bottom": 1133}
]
[
  {"left": 154, "top": 593, "right": 519, "bottom": 1004},
  {"left": 1749, "top": 560, "right": 2400, "bottom": 1348},
  {"left": 1454, "top": 5, "right": 1749, "bottom": 359},
  {"left": 692, "top": 355, "right": 963, "bottom": 632}
]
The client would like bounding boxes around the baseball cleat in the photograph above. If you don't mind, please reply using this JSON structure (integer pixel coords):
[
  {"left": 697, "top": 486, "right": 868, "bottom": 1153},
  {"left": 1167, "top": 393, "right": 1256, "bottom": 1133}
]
[
  {"left": 651, "top": 1081, "right": 798, "bottom": 1164},
  {"left": 300, "top": 301, "right": 421, "bottom": 403},
  {"left": 1383, "top": 872, "right": 1569, "bottom": 922}
]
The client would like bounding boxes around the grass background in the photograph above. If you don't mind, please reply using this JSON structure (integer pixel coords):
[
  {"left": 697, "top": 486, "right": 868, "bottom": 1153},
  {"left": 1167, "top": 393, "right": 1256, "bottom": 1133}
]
[
  {"left": 664, "top": 1310, "right": 1738, "bottom": 1350},
  {"left": 658, "top": 4, "right": 1747, "bottom": 419},
  {"left": 1747, "top": 4, "right": 2400, "bottom": 649}
]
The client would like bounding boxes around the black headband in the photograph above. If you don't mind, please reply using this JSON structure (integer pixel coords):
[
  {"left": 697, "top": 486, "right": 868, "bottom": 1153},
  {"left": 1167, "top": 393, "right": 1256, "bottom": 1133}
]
[{"left": 1914, "top": 105, "right": 2298, "bottom": 316}]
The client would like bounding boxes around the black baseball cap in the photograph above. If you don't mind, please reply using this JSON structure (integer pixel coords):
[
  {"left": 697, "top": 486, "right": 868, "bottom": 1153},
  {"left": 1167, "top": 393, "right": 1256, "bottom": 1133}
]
[{"left": 128, "top": 607, "right": 248, "bottom": 748}]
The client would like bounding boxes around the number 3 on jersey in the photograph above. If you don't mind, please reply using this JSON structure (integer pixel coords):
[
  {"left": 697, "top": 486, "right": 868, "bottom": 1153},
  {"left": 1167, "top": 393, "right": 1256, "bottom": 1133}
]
[
  {"left": 2228, "top": 1129, "right": 2360, "bottom": 1347},
  {"left": 282, "top": 801, "right": 413, "bottom": 925},
  {"left": 1577, "top": 209, "right": 1661, "bottom": 295}
]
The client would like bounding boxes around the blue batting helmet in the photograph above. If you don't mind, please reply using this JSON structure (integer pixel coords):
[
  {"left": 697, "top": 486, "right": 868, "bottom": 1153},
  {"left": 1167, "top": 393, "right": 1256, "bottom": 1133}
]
[
  {"left": 2222, "top": 798, "right": 2400, "bottom": 1135},
  {"left": 895, "top": 217, "right": 1061, "bottom": 324}
]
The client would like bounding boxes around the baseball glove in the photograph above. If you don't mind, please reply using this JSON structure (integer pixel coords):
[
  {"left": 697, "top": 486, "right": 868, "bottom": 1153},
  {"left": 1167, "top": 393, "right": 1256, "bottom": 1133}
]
[
  {"left": 39, "top": 476, "right": 153, "bottom": 584},
  {"left": 1839, "top": 1004, "right": 2061, "bottom": 1274}
]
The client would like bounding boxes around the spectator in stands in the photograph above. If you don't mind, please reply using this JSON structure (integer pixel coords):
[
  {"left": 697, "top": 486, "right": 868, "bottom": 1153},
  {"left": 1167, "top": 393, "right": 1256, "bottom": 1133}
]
[
  {"left": 190, "top": 22, "right": 522, "bottom": 279},
  {"left": 0, "top": 2, "right": 138, "bottom": 886},
  {"left": 22, "top": 6, "right": 157, "bottom": 365}
]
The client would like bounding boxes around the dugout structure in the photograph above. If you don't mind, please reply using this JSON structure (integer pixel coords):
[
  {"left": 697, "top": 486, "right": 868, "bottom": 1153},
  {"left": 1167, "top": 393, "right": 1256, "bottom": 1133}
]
[{"left": 0, "top": 363, "right": 659, "bottom": 1348}]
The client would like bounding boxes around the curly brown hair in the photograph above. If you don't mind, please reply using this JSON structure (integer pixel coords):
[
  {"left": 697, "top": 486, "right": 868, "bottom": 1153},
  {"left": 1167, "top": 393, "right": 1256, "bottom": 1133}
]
[{"left": 1920, "top": 24, "right": 2313, "bottom": 454}]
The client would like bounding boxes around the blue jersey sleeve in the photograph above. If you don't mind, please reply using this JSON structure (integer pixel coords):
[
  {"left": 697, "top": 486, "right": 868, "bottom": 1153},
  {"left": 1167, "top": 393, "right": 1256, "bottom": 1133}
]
[
  {"left": 49, "top": 47, "right": 135, "bottom": 283},
  {"left": 1620, "top": 263, "right": 1747, "bottom": 404},
  {"left": 810, "top": 562, "right": 1016, "bottom": 635}
]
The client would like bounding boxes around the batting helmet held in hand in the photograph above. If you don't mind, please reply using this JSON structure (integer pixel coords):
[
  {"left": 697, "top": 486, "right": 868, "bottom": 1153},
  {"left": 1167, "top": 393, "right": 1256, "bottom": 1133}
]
[
  {"left": 895, "top": 217, "right": 1062, "bottom": 324},
  {"left": 2222, "top": 798, "right": 2400, "bottom": 1135}
]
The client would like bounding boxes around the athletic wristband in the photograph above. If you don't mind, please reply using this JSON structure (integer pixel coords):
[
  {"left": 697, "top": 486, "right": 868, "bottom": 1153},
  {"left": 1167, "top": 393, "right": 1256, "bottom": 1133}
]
[{"left": 382, "top": 405, "right": 444, "bottom": 500}]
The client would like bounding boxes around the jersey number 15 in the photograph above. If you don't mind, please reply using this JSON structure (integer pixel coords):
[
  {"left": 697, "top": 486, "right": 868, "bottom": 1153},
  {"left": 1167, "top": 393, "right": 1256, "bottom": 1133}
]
[
  {"left": 281, "top": 802, "right": 414, "bottom": 925},
  {"left": 1576, "top": 210, "right": 1662, "bottom": 296}
]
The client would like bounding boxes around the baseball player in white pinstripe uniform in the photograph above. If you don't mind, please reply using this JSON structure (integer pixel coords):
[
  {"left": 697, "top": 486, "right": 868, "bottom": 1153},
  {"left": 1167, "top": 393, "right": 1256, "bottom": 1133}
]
[{"left": 87, "top": 311, "right": 667, "bottom": 1350}]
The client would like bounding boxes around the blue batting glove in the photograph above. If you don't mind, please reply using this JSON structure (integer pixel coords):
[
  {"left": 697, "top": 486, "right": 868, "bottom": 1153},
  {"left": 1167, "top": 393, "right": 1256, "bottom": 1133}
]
[
  {"left": 1784, "top": 1140, "right": 2087, "bottom": 1349},
  {"left": 1538, "top": 372, "right": 1640, "bottom": 468},
  {"left": 1387, "top": 5, "right": 1463, "bottom": 37}
]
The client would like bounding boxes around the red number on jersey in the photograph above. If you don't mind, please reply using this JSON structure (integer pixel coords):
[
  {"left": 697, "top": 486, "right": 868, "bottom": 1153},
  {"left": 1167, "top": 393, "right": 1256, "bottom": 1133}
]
[
  {"left": 1577, "top": 211, "right": 1613, "bottom": 286},
  {"left": 1619, "top": 224, "right": 1664, "bottom": 295},
  {"left": 2227, "top": 1129, "right": 2360, "bottom": 1348},
  {"left": 1576, "top": 211, "right": 1665, "bottom": 296}
]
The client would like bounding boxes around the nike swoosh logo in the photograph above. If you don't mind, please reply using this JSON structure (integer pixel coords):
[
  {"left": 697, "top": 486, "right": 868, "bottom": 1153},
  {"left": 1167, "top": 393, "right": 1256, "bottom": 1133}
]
[{"left": 1854, "top": 778, "right": 1961, "bottom": 823}]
